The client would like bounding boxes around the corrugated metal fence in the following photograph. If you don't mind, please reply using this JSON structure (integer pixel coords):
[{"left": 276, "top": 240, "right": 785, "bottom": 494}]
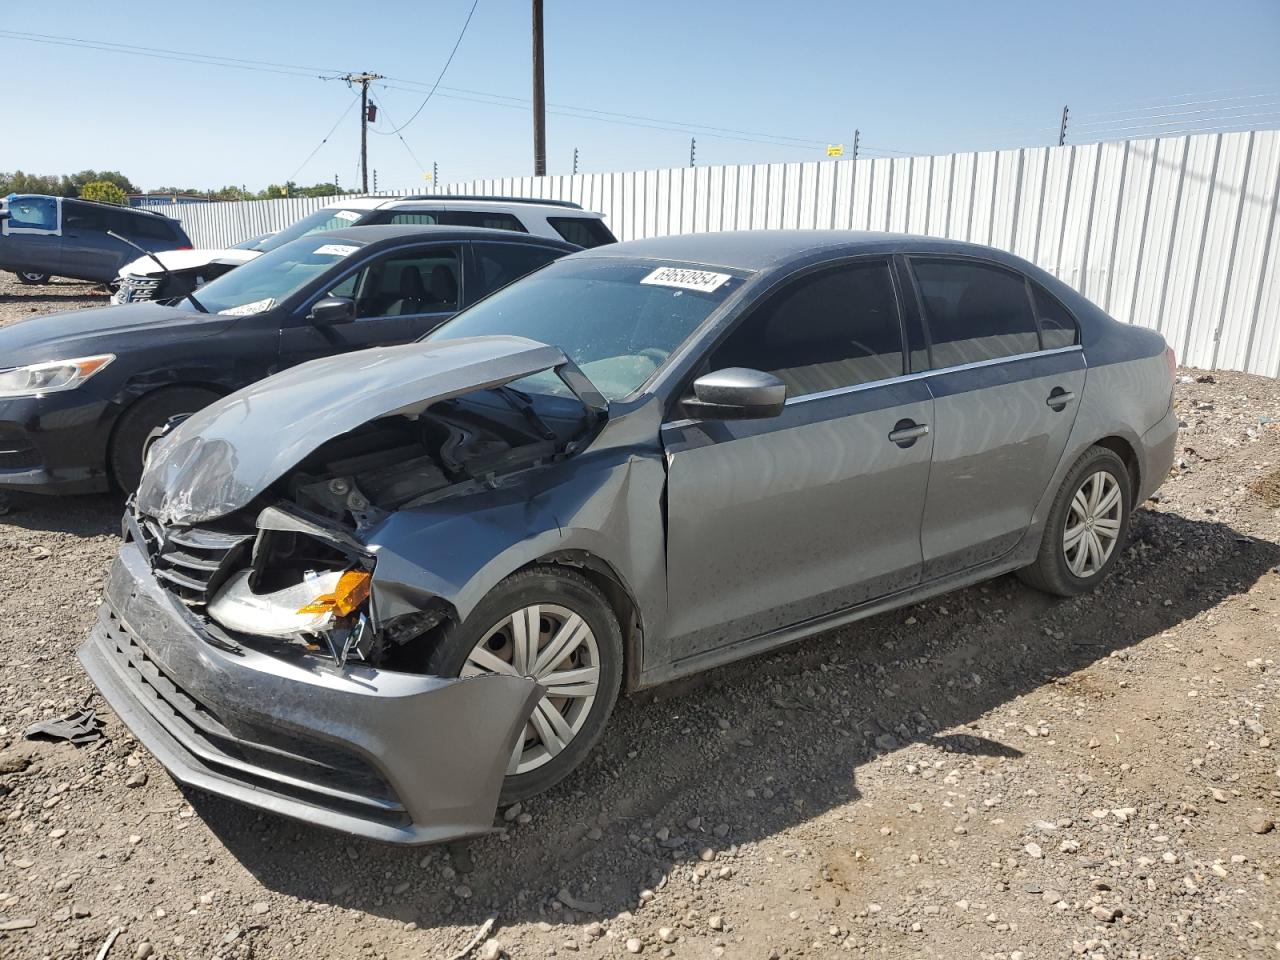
[{"left": 150, "top": 130, "right": 1280, "bottom": 375}]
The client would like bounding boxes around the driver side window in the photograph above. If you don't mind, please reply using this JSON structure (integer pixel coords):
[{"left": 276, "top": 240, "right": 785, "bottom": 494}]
[
  {"left": 5, "top": 196, "right": 59, "bottom": 233},
  {"left": 706, "top": 260, "right": 904, "bottom": 397},
  {"left": 324, "top": 247, "right": 460, "bottom": 319}
]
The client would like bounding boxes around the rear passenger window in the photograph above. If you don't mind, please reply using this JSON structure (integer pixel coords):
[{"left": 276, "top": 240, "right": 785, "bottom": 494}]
[
  {"left": 1032, "top": 284, "right": 1079, "bottom": 349},
  {"left": 912, "top": 260, "right": 1040, "bottom": 367},
  {"left": 441, "top": 211, "right": 526, "bottom": 232},
  {"left": 708, "top": 261, "right": 903, "bottom": 397},
  {"left": 547, "top": 217, "right": 617, "bottom": 248},
  {"left": 64, "top": 204, "right": 111, "bottom": 233},
  {"left": 384, "top": 212, "right": 441, "bottom": 226},
  {"left": 476, "top": 244, "right": 563, "bottom": 293}
]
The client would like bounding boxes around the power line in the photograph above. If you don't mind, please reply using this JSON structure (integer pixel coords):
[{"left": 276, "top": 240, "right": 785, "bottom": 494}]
[
  {"left": 0, "top": 25, "right": 870, "bottom": 158},
  {"left": 287, "top": 92, "right": 362, "bottom": 185},
  {"left": 0, "top": 29, "right": 343, "bottom": 79},
  {"left": 374, "top": 0, "right": 480, "bottom": 135},
  {"left": 369, "top": 89, "right": 428, "bottom": 176}
]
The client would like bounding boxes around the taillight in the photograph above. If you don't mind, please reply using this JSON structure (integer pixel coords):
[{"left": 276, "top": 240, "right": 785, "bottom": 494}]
[
  {"left": 177, "top": 245, "right": 192, "bottom": 250},
  {"left": 1165, "top": 345, "right": 1176, "bottom": 382}
]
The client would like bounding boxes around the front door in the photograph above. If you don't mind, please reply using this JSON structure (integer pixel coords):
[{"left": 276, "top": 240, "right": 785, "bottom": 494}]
[
  {"left": 278, "top": 243, "right": 464, "bottom": 370},
  {"left": 661, "top": 259, "right": 933, "bottom": 663},
  {"left": 1, "top": 195, "right": 62, "bottom": 277},
  {"left": 906, "top": 257, "right": 1086, "bottom": 579}
]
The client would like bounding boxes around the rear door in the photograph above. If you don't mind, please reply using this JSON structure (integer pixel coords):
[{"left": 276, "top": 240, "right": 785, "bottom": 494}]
[
  {"left": 278, "top": 242, "right": 464, "bottom": 369},
  {"left": 905, "top": 256, "right": 1085, "bottom": 579},
  {"left": 661, "top": 258, "right": 933, "bottom": 661},
  {"left": 0, "top": 195, "right": 62, "bottom": 277},
  {"left": 64, "top": 201, "right": 144, "bottom": 282}
]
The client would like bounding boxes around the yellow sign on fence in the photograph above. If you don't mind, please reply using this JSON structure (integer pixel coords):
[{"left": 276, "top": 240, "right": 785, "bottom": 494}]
[{"left": 827, "top": 144, "right": 844, "bottom": 157}]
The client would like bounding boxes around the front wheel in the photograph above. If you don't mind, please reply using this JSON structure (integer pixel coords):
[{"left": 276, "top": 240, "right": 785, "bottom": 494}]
[
  {"left": 1018, "top": 445, "right": 1132, "bottom": 596},
  {"left": 422, "top": 566, "right": 623, "bottom": 803},
  {"left": 108, "top": 387, "right": 222, "bottom": 493},
  {"left": 16, "top": 271, "right": 50, "bottom": 284}
]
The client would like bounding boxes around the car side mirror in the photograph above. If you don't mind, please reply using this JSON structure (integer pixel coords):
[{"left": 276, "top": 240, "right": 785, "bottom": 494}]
[
  {"left": 685, "top": 368, "right": 787, "bottom": 421},
  {"left": 308, "top": 296, "right": 356, "bottom": 326},
  {"left": 0, "top": 209, "right": 9, "bottom": 222}
]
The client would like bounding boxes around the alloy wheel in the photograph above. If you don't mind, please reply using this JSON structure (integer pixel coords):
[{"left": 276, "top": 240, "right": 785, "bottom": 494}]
[
  {"left": 1063, "top": 469, "right": 1123, "bottom": 578},
  {"left": 460, "top": 603, "right": 600, "bottom": 775}
]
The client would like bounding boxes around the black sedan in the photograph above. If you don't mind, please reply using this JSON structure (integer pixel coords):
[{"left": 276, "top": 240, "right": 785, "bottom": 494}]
[{"left": 0, "top": 225, "right": 577, "bottom": 495}]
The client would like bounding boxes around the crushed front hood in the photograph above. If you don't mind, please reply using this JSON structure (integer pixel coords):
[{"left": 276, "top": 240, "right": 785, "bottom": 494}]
[{"left": 136, "top": 336, "right": 581, "bottom": 526}]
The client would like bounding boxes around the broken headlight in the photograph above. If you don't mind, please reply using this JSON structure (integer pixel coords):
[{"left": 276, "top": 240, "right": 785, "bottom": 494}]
[{"left": 207, "top": 568, "right": 370, "bottom": 639}]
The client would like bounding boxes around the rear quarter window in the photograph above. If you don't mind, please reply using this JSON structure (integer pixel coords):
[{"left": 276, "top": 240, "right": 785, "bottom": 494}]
[
  {"left": 1032, "top": 284, "right": 1080, "bottom": 349},
  {"left": 547, "top": 216, "right": 616, "bottom": 248}
]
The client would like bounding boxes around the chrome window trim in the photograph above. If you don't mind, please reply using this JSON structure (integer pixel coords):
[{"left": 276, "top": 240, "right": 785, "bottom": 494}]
[{"left": 660, "top": 344, "right": 1084, "bottom": 430}]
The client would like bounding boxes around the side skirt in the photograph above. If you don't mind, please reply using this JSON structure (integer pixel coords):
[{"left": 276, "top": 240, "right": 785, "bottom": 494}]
[{"left": 637, "top": 543, "right": 1038, "bottom": 691}]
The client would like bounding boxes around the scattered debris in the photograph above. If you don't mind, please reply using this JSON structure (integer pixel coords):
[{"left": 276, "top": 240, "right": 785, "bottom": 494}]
[
  {"left": 23, "top": 708, "right": 105, "bottom": 745},
  {"left": 446, "top": 917, "right": 497, "bottom": 960}
]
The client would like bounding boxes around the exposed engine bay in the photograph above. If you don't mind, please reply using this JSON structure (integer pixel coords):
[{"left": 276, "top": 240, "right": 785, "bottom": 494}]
[{"left": 134, "top": 382, "right": 598, "bottom": 671}]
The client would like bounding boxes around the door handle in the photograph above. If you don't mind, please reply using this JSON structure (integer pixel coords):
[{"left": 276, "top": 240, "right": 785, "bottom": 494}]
[
  {"left": 888, "top": 419, "right": 930, "bottom": 447},
  {"left": 1046, "top": 387, "right": 1076, "bottom": 410}
]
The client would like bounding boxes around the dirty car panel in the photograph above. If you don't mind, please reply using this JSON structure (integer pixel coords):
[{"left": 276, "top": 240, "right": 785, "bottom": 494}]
[{"left": 78, "top": 539, "right": 543, "bottom": 844}]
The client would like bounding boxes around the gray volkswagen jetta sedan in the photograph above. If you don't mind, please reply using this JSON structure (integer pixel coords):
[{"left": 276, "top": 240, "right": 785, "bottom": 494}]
[{"left": 79, "top": 231, "right": 1178, "bottom": 843}]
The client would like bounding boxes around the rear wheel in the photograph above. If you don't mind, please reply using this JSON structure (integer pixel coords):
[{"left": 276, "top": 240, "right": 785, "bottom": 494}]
[
  {"left": 108, "top": 387, "right": 221, "bottom": 493},
  {"left": 422, "top": 566, "right": 623, "bottom": 803},
  {"left": 16, "top": 271, "right": 49, "bottom": 284},
  {"left": 1018, "top": 445, "right": 1131, "bottom": 596}
]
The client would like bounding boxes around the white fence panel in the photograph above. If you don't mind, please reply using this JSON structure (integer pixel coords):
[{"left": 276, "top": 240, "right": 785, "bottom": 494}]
[{"left": 148, "top": 129, "right": 1280, "bottom": 374}]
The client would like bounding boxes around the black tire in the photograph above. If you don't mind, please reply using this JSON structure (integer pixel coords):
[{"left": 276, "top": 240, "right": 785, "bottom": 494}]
[
  {"left": 16, "top": 271, "right": 50, "bottom": 284},
  {"left": 422, "top": 566, "right": 624, "bottom": 803},
  {"left": 1018, "top": 445, "right": 1132, "bottom": 597},
  {"left": 108, "top": 387, "right": 221, "bottom": 493}
]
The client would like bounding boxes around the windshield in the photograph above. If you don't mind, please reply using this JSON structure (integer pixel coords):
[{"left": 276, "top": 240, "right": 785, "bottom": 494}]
[
  {"left": 181, "top": 236, "right": 364, "bottom": 315},
  {"left": 251, "top": 206, "right": 368, "bottom": 254},
  {"left": 231, "top": 233, "right": 274, "bottom": 251},
  {"left": 426, "top": 258, "right": 745, "bottom": 401}
]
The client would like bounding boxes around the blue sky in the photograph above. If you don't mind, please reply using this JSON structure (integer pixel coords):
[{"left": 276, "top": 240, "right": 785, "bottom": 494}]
[{"left": 4, "top": 0, "right": 1278, "bottom": 192}]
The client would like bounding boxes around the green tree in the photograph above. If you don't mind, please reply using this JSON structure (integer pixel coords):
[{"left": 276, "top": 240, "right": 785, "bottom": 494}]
[
  {"left": 64, "top": 170, "right": 138, "bottom": 196},
  {"left": 80, "top": 180, "right": 129, "bottom": 205},
  {"left": 0, "top": 170, "right": 64, "bottom": 195}
]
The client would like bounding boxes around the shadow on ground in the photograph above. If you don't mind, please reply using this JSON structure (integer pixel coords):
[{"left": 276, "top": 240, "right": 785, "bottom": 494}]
[
  {"left": 166, "top": 507, "right": 1280, "bottom": 930},
  {"left": 0, "top": 491, "right": 122, "bottom": 538}
]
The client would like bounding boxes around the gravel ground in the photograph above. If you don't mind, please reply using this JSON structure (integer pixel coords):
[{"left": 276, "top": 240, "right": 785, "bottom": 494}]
[{"left": 0, "top": 277, "right": 1276, "bottom": 960}]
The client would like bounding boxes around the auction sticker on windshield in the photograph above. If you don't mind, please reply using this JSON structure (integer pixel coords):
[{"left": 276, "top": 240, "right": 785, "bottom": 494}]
[
  {"left": 333, "top": 210, "right": 361, "bottom": 222},
  {"left": 640, "top": 266, "right": 731, "bottom": 293},
  {"left": 314, "top": 244, "right": 361, "bottom": 258}
]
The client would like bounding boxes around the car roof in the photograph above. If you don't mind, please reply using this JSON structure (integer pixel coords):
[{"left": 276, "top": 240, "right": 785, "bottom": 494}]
[
  {"left": 572, "top": 230, "right": 1032, "bottom": 273},
  {"left": 6, "top": 193, "right": 177, "bottom": 221},
  {"left": 304, "top": 223, "right": 580, "bottom": 250}
]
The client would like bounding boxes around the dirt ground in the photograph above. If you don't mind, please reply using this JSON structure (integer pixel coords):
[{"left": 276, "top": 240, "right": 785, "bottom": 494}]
[{"left": 0, "top": 276, "right": 1276, "bottom": 960}]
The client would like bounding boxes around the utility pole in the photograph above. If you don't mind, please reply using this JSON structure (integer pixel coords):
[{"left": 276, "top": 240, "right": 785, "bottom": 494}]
[
  {"left": 572, "top": 147, "right": 579, "bottom": 175},
  {"left": 341, "top": 72, "right": 384, "bottom": 193},
  {"left": 689, "top": 137, "right": 696, "bottom": 167},
  {"left": 1058, "top": 105, "right": 1070, "bottom": 146},
  {"left": 852, "top": 129, "right": 860, "bottom": 161},
  {"left": 532, "top": 0, "right": 547, "bottom": 176}
]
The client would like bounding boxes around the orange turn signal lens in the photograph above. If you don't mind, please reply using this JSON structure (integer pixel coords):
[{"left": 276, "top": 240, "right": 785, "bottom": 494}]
[{"left": 297, "top": 570, "right": 372, "bottom": 617}]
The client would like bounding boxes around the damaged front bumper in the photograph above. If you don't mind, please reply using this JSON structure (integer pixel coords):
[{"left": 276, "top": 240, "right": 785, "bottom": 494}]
[{"left": 78, "top": 540, "right": 543, "bottom": 845}]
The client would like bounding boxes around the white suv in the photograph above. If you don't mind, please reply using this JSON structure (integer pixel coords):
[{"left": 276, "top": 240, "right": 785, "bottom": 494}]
[{"left": 112, "top": 196, "right": 615, "bottom": 304}]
